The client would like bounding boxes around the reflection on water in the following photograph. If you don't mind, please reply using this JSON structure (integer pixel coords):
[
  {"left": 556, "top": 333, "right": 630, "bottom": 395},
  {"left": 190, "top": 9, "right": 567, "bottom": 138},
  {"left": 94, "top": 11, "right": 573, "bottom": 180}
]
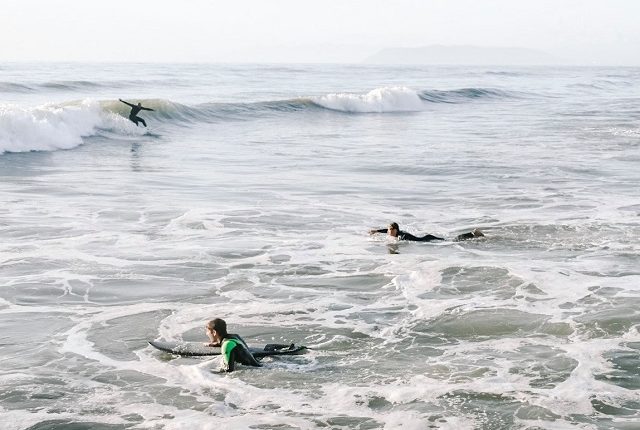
[{"left": 130, "top": 142, "right": 141, "bottom": 172}]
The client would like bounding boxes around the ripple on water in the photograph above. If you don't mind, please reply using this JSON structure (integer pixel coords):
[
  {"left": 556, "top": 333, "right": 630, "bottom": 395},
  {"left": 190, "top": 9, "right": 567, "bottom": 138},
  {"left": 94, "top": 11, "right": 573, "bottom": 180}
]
[{"left": 417, "top": 308, "right": 550, "bottom": 339}]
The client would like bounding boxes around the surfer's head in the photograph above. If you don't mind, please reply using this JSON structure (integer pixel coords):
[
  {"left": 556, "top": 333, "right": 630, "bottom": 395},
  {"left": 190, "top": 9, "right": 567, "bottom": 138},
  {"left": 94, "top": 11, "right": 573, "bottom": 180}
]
[
  {"left": 207, "top": 318, "right": 228, "bottom": 342},
  {"left": 137, "top": 102, "right": 142, "bottom": 106},
  {"left": 472, "top": 228, "right": 484, "bottom": 238},
  {"left": 388, "top": 222, "right": 399, "bottom": 237}
]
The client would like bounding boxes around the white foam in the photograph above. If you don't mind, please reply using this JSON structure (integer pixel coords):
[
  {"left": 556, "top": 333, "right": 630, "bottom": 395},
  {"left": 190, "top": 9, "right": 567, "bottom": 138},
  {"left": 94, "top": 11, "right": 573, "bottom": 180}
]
[
  {"left": 313, "top": 86, "right": 425, "bottom": 113},
  {"left": 0, "top": 100, "right": 100, "bottom": 153},
  {"left": 0, "top": 99, "right": 137, "bottom": 154}
]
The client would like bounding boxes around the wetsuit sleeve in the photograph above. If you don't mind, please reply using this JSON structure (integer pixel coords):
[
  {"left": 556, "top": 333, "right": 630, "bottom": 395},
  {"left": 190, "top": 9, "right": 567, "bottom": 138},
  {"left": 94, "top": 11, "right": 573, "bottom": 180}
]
[
  {"left": 221, "top": 339, "right": 238, "bottom": 372},
  {"left": 223, "top": 347, "right": 237, "bottom": 372},
  {"left": 120, "top": 100, "right": 135, "bottom": 107},
  {"left": 142, "top": 107, "right": 154, "bottom": 111},
  {"left": 373, "top": 228, "right": 387, "bottom": 234}
]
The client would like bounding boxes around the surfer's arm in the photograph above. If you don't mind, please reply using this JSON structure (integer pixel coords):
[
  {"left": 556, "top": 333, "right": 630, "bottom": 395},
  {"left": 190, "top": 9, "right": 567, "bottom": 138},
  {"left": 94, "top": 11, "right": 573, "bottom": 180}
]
[
  {"left": 369, "top": 228, "right": 387, "bottom": 235},
  {"left": 119, "top": 99, "right": 135, "bottom": 107},
  {"left": 224, "top": 348, "right": 238, "bottom": 372},
  {"left": 204, "top": 342, "right": 220, "bottom": 347},
  {"left": 221, "top": 340, "right": 237, "bottom": 372},
  {"left": 141, "top": 107, "right": 155, "bottom": 111}
]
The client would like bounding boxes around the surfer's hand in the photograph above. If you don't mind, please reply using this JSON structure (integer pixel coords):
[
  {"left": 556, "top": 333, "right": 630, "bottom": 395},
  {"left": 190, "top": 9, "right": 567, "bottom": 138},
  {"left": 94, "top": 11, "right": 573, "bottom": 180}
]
[{"left": 204, "top": 342, "right": 220, "bottom": 347}]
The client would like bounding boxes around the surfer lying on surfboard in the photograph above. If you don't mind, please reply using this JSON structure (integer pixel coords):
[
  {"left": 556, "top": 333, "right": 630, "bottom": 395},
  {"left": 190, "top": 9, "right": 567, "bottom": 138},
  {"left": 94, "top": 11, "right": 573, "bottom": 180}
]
[
  {"left": 369, "top": 222, "right": 484, "bottom": 242},
  {"left": 206, "top": 318, "right": 261, "bottom": 372}
]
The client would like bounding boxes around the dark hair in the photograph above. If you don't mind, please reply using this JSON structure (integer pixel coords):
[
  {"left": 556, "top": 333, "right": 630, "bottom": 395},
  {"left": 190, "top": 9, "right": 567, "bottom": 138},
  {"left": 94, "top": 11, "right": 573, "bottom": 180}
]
[
  {"left": 389, "top": 222, "right": 399, "bottom": 230},
  {"left": 207, "top": 318, "right": 228, "bottom": 336}
]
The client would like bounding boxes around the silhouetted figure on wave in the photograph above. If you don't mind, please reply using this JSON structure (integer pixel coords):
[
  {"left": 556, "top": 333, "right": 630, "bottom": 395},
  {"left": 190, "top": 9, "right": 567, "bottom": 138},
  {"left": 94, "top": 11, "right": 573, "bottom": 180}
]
[{"left": 119, "top": 99, "right": 154, "bottom": 127}]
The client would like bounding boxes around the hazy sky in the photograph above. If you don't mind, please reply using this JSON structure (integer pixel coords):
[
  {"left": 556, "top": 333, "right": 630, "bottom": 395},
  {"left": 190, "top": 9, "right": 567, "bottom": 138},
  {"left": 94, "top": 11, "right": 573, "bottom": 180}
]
[{"left": 2, "top": 0, "right": 639, "bottom": 65}]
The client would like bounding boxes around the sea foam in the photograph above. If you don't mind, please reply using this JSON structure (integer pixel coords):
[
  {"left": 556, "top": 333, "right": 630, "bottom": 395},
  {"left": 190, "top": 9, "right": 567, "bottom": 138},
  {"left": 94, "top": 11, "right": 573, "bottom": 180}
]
[{"left": 0, "top": 100, "right": 129, "bottom": 154}]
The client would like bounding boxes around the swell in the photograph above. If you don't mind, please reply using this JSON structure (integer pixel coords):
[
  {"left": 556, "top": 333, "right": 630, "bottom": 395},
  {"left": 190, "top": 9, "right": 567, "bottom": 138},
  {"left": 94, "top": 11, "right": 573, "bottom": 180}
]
[
  {"left": 98, "top": 86, "right": 513, "bottom": 123},
  {"left": 418, "top": 88, "right": 513, "bottom": 103},
  {"left": 0, "top": 79, "right": 183, "bottom": 93},
  {"left": 309, "top": 86, "right": 513, "bottom": 112},
  {"left": 0, "top": 87, "right": 514, "bottom": 154}
]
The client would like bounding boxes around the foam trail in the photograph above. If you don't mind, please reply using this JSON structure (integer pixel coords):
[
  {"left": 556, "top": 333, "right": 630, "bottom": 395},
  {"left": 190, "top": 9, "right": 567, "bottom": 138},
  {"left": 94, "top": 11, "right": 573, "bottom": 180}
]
[{"left": 312, "top": 86, "right": 425, "bottom": 113}]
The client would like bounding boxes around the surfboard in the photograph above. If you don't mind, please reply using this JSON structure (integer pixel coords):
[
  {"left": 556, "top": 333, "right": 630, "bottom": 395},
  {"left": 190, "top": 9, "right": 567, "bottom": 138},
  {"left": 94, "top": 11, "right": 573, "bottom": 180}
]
[{"left": 148, "top": 340, "right": 307, "bottom": 357}]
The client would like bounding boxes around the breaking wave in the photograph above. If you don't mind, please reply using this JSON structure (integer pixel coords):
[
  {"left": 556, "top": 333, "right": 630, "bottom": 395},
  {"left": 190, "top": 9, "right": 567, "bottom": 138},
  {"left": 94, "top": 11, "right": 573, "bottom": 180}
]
[
  {"left": 311, "top": 86, "right": 510, "bottom": 112},
  {"left": 0, "top": 100, "right": 144, "bottom": 154},
  {"left": 0, "top": 87, "right": 512, "bottom": 154},
  {"left": 312, "top": 87, "right": 424, "bottom": 112}
]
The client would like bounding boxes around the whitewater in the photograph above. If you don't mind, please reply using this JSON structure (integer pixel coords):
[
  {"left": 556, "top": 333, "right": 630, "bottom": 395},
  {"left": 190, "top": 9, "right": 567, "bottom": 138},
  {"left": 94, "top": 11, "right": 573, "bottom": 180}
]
[{"left": 0, "top": 62, "right": 639, "bottom": 430}]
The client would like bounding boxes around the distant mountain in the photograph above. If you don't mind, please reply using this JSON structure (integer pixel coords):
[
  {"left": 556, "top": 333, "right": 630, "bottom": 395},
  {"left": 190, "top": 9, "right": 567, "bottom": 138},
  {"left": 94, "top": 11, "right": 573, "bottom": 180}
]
[{"left": 363, "top": 45, "right": 558, "bottom": 66}]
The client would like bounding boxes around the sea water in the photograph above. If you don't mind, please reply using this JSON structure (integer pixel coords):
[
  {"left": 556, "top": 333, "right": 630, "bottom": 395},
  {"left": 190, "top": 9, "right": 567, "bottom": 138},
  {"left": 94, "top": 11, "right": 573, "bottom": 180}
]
[{"left": 0, "top": 63, "right": 639, "bottom": 429}]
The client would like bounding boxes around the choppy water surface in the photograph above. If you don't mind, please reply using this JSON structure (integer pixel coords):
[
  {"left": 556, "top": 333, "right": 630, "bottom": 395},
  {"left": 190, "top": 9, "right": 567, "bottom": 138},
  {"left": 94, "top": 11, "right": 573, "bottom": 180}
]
[{"left": 1, "top": 63, "right": 639, "bottom": 429}]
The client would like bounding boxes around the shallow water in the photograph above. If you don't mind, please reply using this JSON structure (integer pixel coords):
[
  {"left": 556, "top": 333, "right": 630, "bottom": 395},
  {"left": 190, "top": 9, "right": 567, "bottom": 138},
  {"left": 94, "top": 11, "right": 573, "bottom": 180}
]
[{"left": 1, "top": 63, "right": 639, "bottom": 429}]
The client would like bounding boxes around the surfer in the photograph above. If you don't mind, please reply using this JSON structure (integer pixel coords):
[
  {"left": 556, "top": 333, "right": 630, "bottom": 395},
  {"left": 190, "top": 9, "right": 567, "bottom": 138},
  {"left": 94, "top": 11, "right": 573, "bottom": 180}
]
[
  {"left": 205, "top": 318, "right": 261, "bottom": 372},
  {"left": 369, "top": 222, "right": 484, "bottom": 242},
  {"left": 119, "top": 99, "right": 154, "bottom": 127},
  {"left": 369, "top": 222, "right": 444, "bottom": 242}
]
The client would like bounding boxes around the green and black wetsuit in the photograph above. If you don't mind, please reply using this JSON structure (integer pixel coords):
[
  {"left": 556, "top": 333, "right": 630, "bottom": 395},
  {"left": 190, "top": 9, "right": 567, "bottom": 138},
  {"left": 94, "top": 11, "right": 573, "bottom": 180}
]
[
  {"left": 374, "top": 229, "right": 444, "bottom": 242},
  {"left": 221, "top": 334, "right": 261, "bottom": 372}
]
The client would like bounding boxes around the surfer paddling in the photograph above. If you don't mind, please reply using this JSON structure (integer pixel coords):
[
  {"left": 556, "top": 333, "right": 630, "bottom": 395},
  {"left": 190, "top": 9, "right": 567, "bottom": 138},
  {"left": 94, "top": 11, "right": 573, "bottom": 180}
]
[
  {"left": 369, "top": 222, "right": 484, "bottom": 242},
  {"left": 205, "top": 318, "right": 261, "bottom": 372},
  {"left": 119, "top": 99, "right": 154, "bottom": 127},
  {"left": 369, "top": 222, "right": 444, "bottom": 242}
]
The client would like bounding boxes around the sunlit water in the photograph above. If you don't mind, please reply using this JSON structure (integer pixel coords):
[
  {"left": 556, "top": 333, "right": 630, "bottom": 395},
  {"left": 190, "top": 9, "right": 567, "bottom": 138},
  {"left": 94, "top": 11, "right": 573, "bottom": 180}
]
[{"left": 1, "top": 63, "right": 639, "bottom": 429}]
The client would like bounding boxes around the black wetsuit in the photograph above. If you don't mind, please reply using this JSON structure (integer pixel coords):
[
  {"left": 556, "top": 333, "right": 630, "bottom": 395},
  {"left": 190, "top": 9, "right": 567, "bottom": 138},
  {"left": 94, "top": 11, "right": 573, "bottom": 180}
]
[
  {"left": 374, "top": 229, "right": 444, "bottom": 242},
  {"left": 220, "top": 334, "right": 261, "bottom": 372},
  {"left": 455, "top": 232, "right": 475, "bottom": 241},
  {"left": 120, "top": 100, "right": 154, "bottom": 127}
]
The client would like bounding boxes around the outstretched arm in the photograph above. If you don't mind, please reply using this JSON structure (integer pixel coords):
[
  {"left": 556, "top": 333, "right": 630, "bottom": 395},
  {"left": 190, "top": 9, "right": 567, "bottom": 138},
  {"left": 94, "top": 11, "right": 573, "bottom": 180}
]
[
  {"left": 119, "top": 99, "right": 135, "bottom": 107},
  {"left": 141, "top": 106, "right": 155, "bottom": 111},
  {"left": 369, "top": 228, "right": 387, "bottom": 235}
]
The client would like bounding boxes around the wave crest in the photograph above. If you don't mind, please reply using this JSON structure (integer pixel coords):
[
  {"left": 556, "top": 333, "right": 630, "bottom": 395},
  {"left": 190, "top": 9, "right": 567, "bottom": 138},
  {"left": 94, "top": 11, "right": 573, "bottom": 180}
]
[{"left": 312, "top": 87, "right": 424, "bottom": 113}]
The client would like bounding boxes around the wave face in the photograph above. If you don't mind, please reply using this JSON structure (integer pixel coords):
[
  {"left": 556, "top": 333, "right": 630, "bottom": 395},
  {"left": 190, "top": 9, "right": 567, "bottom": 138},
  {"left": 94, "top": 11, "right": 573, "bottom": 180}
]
[
  {"left": 419, "top": 88, "right": 510, "bottom": 103},
  {"left": 0, "top": 86, "right": 510, "bottom": 154}
]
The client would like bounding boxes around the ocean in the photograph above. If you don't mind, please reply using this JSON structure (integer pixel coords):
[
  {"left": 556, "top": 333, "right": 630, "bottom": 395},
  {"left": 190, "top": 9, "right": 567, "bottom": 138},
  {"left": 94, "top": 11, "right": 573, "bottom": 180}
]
[{"left": 0, "top": 63, "right": 639, "bottom": 429}]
